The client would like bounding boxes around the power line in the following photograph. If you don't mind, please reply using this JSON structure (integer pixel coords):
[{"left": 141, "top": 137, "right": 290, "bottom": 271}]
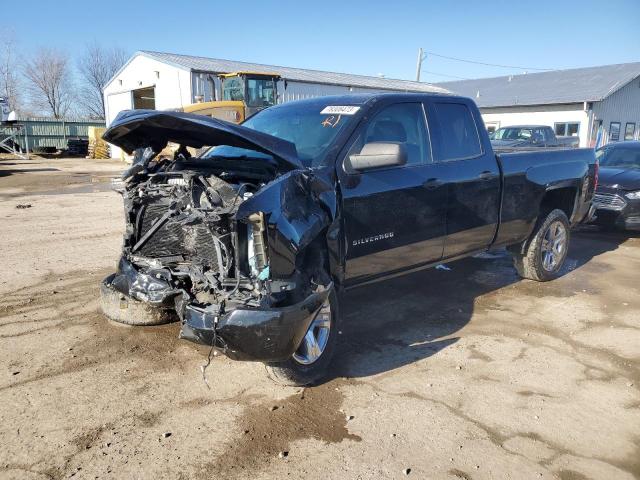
[
  {"left": 421, "top": 70, "right": 470, "bottom": 80},
  {"left": 424, "top": 50, "right": 553, "bottom": 72}
]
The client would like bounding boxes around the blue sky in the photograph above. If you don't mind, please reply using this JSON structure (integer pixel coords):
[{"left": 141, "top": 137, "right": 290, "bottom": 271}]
[{"left": 7, "top": 0, "right": 640, "bottom": 83}]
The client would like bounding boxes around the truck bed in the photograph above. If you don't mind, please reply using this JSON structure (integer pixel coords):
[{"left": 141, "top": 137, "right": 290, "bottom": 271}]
[{"left": 494, "top": 147, "right": 597, "bottom": 247}]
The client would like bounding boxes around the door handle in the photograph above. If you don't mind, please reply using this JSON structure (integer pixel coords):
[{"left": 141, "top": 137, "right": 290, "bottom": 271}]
[
  {"left": 423, "top": 178, "right": 443, "bottom": 189},
  {"left": 478, "top": 171, "right": 494, "bottom": 180}
]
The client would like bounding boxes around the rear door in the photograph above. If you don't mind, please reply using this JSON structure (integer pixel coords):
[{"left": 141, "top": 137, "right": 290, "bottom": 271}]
[
  {"left": 426, "top": 99, "right": 501, "bottom": 258},
  {"left": 338, "top": 101, "right": 448, "bottom": 284}
]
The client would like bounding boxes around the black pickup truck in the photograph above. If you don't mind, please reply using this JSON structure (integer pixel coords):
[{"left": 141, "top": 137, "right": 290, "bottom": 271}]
[
  {"left": 490, "top": 125, "right": 580, "bottom": 150},
  {"left": 101, "top": 93, "right": 597, "bottom": 385}
]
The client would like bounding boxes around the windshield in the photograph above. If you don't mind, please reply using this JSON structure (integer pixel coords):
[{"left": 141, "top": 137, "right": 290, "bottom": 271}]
[
  {"left": 200, "top": 145, "right": 272, "bottom": 161},
  {"left": 492, "top": 127, "right": 533, "bottom": 140},
  {"left": 200, "top": 100, "right": 358, "bottom": 167},
  {"left": 243, "top": 101, "right": 357, "bottom": 167},
  {"left": 596, "top": 146, "right": 640, "bottom": 169}
]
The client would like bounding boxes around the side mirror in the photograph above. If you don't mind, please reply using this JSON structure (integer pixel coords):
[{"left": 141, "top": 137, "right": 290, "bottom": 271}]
[{"left": 348, "top": 142, "right": 407, "bottom": 171}]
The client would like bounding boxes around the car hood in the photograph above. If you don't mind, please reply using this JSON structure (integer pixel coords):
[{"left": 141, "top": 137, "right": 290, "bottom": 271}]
[
  {"left": 598, "top": 167, "right": 640, "bottom": 190},
  {"left": 491, "top": 139, "right": 530, "bottom": 148},
  {"left": 103, "top": 110, "right": 303, "bottom": 171}
]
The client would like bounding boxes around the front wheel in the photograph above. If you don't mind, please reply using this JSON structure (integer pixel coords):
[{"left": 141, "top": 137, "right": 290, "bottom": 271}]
[
  {"left": 100, "top": 274, "right": 176, "bottom": 326},
  {"left": 510, "top": 209, "right": 571, "bottom": 282},
  {"left": 265, "top": 289, "right": 339, "bottom": 386}
]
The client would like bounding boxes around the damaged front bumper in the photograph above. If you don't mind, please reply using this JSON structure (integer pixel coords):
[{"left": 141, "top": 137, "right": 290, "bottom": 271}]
[
  {"left": 105, "top": 257, "right": 332, "bottom": 362},
  {"left": 179, "top": 286, "right": 330, "bottom": 361}
]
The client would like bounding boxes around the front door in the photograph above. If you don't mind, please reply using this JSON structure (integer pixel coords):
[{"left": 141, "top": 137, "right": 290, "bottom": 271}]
[{"left": 338, "top": 102, "right": 448, "bottom": 285}]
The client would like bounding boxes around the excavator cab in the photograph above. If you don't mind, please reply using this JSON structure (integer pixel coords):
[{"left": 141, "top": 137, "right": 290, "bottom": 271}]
[{"left": 183, "top": 72, "right": 280, "bottom": 124}]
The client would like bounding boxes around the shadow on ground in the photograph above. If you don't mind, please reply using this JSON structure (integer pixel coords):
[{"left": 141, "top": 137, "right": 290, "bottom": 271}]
[
  {"left": 0, "top": 167, "right": 59, "bottom": 177},
  {"left": 325, "top": 227, "right": 637, "bottom": 381}
]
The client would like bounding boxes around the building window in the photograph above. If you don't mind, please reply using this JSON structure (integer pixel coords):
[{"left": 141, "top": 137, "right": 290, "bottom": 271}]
[
  {"left": 624, "top": 122, "right": 636, "bottom": 141},
  {"left": 554, "top": 122, "right": 580, "bottom": 137},
  {"left": 610, "top": 122, "right": 621, "bottom": 142}
]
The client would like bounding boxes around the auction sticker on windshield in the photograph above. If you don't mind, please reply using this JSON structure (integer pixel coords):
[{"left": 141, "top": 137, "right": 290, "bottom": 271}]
[{"left": 320, "top": 106, "right": 360, "bottom": 115}]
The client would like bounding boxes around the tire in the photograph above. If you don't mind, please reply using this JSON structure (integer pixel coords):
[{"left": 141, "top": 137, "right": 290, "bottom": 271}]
[
  {"left": 510, "top": 209, "right": 571, "bottom": 282},
  {"left": 265, "top": 289, "right": 339, "bottom": 386},
  {"left": 100, "top": 274, "right": 176, "bottom": 326}
]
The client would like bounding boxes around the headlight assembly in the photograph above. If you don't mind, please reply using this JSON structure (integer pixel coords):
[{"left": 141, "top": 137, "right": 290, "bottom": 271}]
[
  {"left": 625, "top": 191, "right": 640, "bottom": 200},
  {"left": 247, "top": 212, "right": 268, "bottom": 278}
]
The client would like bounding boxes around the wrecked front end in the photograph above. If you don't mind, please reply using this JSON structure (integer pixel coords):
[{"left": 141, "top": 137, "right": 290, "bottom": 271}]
[{"left": 103, "top": 111, "right": 335, "bottom": 362}]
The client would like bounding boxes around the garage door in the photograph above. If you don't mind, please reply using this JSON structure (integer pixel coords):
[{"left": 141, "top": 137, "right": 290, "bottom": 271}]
[
  {"left": 106, "top": 91, "right": 132, "bottom": 126},
  {"left": 105, "top": 91, "right": 132, "bottom": 159}
]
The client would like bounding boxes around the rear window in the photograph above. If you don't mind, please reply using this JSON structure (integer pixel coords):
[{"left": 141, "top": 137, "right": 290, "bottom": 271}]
[{"left": 434, "top": 103, "right": 482, "bottom": 161}]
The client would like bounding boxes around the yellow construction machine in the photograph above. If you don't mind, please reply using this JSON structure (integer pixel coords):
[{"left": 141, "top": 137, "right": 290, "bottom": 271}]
[{"left": 183, "top": 72, "right": 280, "bottom": 123}]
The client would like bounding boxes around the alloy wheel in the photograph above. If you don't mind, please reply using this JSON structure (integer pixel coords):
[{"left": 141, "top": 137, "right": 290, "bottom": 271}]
[
  {"left": 292, "top": 300, "right": 332, "bottom": 365},
  {"left": 541, "top": 220, "right": 567, "bottom": 272}
]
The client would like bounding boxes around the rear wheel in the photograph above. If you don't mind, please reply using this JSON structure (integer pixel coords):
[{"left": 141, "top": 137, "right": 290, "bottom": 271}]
[
  {"left": 100, "top": 274, "right": 176, "bottom": 326},
  {"left": 510, "top": 209, "right": 570, "bottom": 282},
  {"left": 265, "top": 289, "right": 339, "bottom": 386}
]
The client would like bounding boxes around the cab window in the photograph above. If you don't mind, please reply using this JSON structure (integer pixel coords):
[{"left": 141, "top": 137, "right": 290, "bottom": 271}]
[
  {"left": 246, "top": 78, "right": 277, "bottom": 107},
  {"left": 433, "top": 102, "right": 482, "bottom": 161},
  {"left": 222, "top": 77, "right": 244, "bottom": 101}
]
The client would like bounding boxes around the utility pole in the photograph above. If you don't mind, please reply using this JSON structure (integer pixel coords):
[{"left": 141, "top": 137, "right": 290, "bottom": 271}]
[{"left": 415, "top": 48, "right": 424, "bottom": 82}]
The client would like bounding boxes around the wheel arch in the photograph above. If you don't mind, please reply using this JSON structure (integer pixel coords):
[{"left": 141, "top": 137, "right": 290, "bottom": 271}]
[{"left": 539, "top": 184, "right": 579, "bottom": 223}]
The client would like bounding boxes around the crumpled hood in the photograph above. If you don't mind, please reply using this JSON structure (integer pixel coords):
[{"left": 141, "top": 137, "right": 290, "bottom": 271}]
[
  {"left": 103, "top": 109, "right": 303, "bottom": 171},
  {"left": 598, "top": 167, "right": 640, "bottom": 190}
]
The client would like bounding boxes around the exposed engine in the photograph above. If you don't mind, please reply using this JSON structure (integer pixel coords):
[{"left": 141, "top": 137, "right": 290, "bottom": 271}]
[{"left": 120, "top": 156, "right": 271, "bottom": 310}]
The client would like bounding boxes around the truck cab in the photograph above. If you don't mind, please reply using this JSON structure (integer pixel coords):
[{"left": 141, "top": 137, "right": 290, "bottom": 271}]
[{"left": 183, "top": 72, "right": 280, "bottom": 123}]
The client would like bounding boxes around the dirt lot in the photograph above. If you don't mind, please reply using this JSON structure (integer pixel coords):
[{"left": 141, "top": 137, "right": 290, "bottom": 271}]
[{"left": 1, "top": 156, "right": 639, "bottom": 480}]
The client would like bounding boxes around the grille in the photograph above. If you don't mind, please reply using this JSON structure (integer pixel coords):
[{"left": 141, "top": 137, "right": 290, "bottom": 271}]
[{"left": 593, "top": 192, "right": 627, "bottom": 211}]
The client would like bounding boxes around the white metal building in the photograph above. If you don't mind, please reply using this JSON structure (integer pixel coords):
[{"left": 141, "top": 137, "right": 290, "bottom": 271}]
[
  {"left": 103, "top": 51, "right": 448, "bottom": 157},
  {"left": 437, "top": 62, "right": 640, "bottom": 148}
]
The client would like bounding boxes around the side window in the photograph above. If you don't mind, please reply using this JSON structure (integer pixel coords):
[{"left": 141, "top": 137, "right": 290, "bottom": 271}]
[
  {"left": 610, "top": 122, "right": 621, "bottom": 142},
  {"left": 433, "top": 102, "right": 482, "bottom": 161},
  {"left": 624, "top": 122, "right": 635, "bottom": 141},
  {"left": 532, "top": 128, "right": 545, "bottom": 143},
  {"left": 354, "top": 102, "right": 431, "bottom": 167}
]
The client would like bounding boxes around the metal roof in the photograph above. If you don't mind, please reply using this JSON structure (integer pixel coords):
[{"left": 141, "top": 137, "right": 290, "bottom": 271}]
[
  {"left": 136, "top": 50, "right": 449, "bottom": 94},
  {"left": 436, "top": 62, "right": 640, "bottom": 108}
]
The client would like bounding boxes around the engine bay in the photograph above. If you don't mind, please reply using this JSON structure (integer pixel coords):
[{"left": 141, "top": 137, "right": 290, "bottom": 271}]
[{"left": 120, "top": 153, "right": 274, "bottom": 311}]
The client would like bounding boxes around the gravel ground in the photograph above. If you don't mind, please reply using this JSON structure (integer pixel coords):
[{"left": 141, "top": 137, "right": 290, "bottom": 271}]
[{"left": 0, "top": 157, "right": 638, "bottom": 480}]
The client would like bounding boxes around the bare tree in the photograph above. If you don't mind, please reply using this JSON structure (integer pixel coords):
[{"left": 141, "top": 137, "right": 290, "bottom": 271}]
[
  {"left": 78, "top": 42, "right": 127, "bottom": 119},
  {"left": 0, "top": 31, "right": 21, "bottom": 113},
  {"left": 23, "top": 48, "right": 73, "bottom": 119}
]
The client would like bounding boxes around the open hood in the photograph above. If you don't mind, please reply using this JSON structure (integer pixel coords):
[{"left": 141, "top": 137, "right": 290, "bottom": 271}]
[{"left": 103, "top": 110, "right": 303, "bottom": 171}]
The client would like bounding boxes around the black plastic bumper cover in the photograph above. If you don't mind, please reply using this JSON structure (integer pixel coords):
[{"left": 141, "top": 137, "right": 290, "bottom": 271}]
[
  {"left": 110, "top": 256, "right": 332, "bottom": 362},
  {"left": 179, "top": 284, "right": 331, "bottom": 362}
]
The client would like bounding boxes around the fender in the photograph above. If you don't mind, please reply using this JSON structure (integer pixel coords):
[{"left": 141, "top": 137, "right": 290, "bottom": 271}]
[{"left": 236, "top": 170, "right": 338, "bottom": 281}]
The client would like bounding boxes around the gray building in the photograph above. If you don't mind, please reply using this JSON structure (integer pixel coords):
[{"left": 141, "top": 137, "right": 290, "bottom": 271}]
[{"left": 437, "top": 62, "right": 640, "bottom": 147}]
